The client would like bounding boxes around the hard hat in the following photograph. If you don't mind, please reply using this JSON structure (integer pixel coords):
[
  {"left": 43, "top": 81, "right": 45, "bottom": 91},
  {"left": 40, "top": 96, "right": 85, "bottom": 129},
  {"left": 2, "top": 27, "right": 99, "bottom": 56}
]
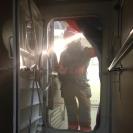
[{"left": 63, "top": 27, "right": 78, "bottom": 39}]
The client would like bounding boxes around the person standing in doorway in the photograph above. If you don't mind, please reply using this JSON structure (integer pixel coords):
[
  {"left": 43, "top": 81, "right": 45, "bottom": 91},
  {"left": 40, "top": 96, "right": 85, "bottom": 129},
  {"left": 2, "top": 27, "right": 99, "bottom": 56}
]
[{"left": 58, "top": 26, "right": 95, "bottom": 132}]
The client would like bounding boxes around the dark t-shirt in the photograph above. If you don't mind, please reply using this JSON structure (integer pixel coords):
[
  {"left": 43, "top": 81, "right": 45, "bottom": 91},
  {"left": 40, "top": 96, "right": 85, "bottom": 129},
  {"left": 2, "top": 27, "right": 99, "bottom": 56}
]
[{"left": 59, "top": 42, "right": 90, "bottom": 77}]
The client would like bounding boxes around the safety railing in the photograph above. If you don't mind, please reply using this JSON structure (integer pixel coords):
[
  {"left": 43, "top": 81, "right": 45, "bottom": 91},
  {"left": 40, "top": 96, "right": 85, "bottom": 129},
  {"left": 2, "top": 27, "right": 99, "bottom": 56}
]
[{"left": 108, "top": 29, "right": 133, "bottom": 71}]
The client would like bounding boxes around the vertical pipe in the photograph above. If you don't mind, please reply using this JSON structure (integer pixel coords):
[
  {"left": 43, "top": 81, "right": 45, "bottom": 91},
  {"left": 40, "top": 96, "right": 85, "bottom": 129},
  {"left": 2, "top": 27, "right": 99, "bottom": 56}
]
[{"left": 13, "top": 0, "right": 19, "bottom": 132}]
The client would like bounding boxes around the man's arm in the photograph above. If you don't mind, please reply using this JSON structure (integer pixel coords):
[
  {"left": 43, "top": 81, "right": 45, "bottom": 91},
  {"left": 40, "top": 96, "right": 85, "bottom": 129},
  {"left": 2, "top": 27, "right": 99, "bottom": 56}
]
[
  {"left": 58, "top": 52, "right": 67, "bottom": 75},
  {"left": 84, "top": 47, "right": 96, "bottom": 58}
]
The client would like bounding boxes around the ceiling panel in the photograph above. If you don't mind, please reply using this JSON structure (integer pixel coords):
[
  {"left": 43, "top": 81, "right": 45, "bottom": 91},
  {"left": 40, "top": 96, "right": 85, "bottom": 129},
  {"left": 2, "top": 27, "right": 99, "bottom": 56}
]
[{"left": 35, "top": 0, "right": 114, "bottom": 6}]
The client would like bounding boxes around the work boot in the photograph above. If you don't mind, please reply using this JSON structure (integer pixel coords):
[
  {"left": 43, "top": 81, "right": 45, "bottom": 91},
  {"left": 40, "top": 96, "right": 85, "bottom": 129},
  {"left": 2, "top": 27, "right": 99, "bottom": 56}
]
[
  {"left": 80, "top": 122, "right": 91, "bottom": 132},
  {"left": 80, "top": 126, "right": 91, "bottom": 132},
  {"left": 68, "top": 122, "right": 79, "bottom": 130}
]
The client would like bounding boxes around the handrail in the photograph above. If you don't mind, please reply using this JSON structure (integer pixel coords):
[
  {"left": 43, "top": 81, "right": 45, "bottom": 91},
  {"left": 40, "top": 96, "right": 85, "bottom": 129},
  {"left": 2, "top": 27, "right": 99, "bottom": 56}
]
[{"left": 108, "top": 29, "right": 133, "bottom": 71}]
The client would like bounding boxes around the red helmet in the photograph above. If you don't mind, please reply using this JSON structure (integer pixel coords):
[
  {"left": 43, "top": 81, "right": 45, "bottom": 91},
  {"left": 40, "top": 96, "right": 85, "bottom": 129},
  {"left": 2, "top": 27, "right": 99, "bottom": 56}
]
[{"left": 63, "top": 27, "right": 78, "bottom": 39}]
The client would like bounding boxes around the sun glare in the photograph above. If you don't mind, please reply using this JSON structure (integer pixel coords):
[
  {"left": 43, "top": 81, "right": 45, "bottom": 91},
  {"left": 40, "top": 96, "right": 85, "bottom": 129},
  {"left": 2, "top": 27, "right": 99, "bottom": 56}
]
[{"left": 53, "top": 32, "right": 92, "bottom": 61}]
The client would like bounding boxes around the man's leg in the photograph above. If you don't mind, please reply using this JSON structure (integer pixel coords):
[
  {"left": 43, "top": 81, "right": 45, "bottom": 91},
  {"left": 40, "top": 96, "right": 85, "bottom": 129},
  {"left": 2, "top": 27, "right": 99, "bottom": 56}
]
[
  {"left": 63, "top": 94, "right": 79, "bottom": 130},
  {"left": 78, "top": 89, "right": 91, "bottom": 132}
]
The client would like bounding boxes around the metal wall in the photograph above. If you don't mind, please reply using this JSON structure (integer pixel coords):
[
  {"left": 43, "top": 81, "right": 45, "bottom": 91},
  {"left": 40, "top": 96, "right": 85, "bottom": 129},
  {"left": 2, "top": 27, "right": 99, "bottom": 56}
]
[{"left": 111, "top": 1, "right": 133, "bottom": 133}]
